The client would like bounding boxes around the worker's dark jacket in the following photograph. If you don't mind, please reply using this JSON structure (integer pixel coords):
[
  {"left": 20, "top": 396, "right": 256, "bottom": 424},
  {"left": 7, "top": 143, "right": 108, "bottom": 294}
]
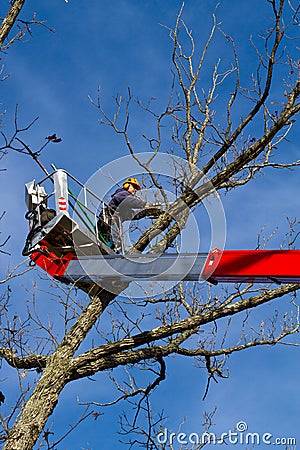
[{"left": 108, "top": 188, "right": 147, "bottom": 221}]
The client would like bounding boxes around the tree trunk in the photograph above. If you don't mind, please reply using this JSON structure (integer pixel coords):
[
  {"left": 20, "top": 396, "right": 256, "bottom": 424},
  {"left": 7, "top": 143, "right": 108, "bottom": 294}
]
[
  {"left": 4, "top": 288, "right": 117, "bottom": 449},
  {"left": 3, "top": 355, "right": 71, "bottom": 450}
]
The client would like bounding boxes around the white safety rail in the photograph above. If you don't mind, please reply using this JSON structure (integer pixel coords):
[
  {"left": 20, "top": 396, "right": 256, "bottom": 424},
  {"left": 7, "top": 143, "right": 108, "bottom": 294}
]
[{"left": 24, "top": 168, "right": 116, "bottom": 257}]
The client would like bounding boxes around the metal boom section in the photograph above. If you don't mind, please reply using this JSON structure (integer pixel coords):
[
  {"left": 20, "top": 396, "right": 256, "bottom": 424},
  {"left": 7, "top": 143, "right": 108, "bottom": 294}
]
[{"left": 24, "top": 169, "right": 300, "bottom": 287}]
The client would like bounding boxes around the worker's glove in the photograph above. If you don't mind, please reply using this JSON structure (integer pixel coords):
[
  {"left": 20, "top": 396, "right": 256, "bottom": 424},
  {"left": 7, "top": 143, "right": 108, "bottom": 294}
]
[{"left": 145, "top": 202, "right": 163, "bottom": 210}]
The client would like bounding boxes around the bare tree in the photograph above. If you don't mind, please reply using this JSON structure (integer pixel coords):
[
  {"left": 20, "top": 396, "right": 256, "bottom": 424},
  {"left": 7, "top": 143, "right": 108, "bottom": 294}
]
[{"left": 1, "top": 1, "right": 300, "bottom": 449}]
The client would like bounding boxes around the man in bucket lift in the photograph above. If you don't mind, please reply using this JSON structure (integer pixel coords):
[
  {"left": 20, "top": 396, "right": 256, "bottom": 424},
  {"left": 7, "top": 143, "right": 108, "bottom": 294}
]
[{"left": 98, "top": 177, "right": 160, "bottom": 251}]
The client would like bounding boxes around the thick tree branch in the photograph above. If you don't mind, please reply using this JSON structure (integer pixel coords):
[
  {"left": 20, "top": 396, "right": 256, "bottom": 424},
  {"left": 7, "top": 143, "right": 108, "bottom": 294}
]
[
  {"left": 0, "top": 0, "right": 26, "bottom": 49},
  {"left": 70, "top": 329, "right": 195, "bottom": 380},
  {"left": 68, "top": 283, "right": 299, "bottom": 380},
  {"left": 0, "top": 348, "right": 47, "bottom": 370},
  {"left": 3, "top": 2, "right": 300, "bottom": 449}
]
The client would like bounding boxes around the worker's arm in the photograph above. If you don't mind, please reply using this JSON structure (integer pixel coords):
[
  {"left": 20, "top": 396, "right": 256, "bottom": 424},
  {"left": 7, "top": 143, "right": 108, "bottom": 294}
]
[{"left": 122, "top": 194, "right": 147, "bottom": 210}]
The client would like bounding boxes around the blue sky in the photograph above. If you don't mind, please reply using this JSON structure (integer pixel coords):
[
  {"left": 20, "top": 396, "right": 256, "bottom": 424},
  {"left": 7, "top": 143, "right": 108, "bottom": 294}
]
[{"left": 1, "top": 0, "right": 300, "bottom": 448}]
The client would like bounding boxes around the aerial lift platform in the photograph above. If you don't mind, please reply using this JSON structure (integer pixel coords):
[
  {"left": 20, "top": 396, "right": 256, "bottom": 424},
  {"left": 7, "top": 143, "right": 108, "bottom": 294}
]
[{"left": 23, "top": 169, "right": 300, "bottom": 287}]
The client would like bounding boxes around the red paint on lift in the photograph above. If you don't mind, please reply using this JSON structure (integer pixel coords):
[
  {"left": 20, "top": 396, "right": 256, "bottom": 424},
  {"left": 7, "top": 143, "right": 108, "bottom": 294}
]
[
  {"left": 30, "top": 242, "right": 300, "bottom": 285},
  {"left": 30, "top": 244, "right": 76, "bottom": 278},
  {"left": 203, "top": 249, "right": 300, "bottom": 283}
]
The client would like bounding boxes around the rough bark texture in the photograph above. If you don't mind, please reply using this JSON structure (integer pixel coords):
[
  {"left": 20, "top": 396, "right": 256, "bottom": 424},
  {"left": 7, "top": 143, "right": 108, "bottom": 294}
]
[
  {"left": 2, "top": 1, "right": 300, "bottom": 448},
  {"left": 5, "top": 283, "right": 298, "bottom": 449},
  {"left": 3, "top": 289, "right": 116, "bottom": 450},
  {"left": 0, "top": 0, "right": 26, "bottom": 49},
  {"left": 4, "top": 358, "right": 71, "bottom": 450}
]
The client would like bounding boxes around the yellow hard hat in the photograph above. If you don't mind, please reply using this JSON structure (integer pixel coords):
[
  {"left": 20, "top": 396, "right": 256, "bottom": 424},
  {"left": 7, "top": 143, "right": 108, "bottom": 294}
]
[{"left": 123, "top": 177, "right": 142, "bottom": 190}]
